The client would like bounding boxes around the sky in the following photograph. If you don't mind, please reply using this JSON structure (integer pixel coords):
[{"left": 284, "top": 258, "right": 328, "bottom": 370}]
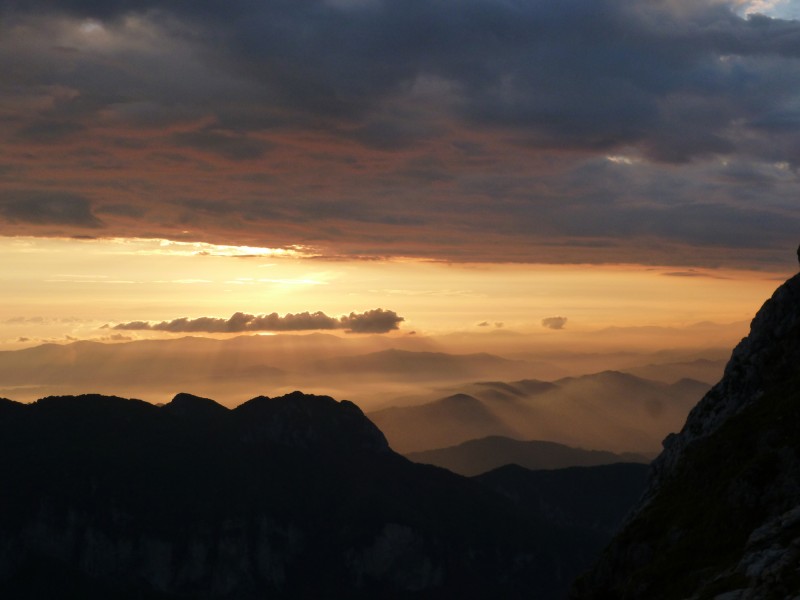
[{"left": 1, "top": 0, "right": 800, "bottom": 350}]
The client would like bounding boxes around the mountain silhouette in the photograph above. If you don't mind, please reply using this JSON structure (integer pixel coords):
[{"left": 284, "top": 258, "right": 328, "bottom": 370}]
[
  {"left": 407, "top": 436, "right": 650, "bottom": 477},
  {"left": 162, "top": 392, "right": 231, "bottom": 420},
  {"left": 0, "top": 390, "right": 645, "bottom": 599},
  {"left": 369, "top": 372, "right": 706, "bottom": 454},
  {"left": 369, "top": 393, "right": 515, "bottom": 453},
  {"left": 573, "top": 272, "right": 800, "bottom": 598}
]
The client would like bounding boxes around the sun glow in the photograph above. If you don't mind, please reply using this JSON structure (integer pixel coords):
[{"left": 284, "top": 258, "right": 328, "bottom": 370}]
[{"left": 0, "top": 235, "right": 787, "bottom": 351}]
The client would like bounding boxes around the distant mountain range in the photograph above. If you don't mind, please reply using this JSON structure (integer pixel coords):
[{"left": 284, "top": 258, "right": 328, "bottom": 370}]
[
  {"left": 0, "top": 333, "right": 726, "bottom": 410},
  {"left": 407, "top": 436, "right": 651, "bottom": 477},
  {"left": 0, "top": 336, "right": 556, "bottom": 405},
  {"left": 0, "top": 391, "right": 648, "bottom": 599},
  {"left": 369, "top": 371, "right": 709, "bottom": 454}
]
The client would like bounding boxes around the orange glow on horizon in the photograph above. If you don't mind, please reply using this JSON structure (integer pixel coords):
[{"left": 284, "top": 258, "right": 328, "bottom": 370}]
[{"left": 0, "top": 235, "right": 788, "bottom": 352}]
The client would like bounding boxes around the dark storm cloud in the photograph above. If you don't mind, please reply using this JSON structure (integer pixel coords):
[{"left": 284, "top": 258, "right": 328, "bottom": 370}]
[
  {"left": 172, "top": 196, "right": 428, "bottom": 229},
  {"left": 16, "top": 120, "right": 87, "bottom": 142},
  {"left": 464, "top": 154, "right": 800, "bottom": 259},
  {"left": 112, "top": 308, "right": 404, "bottom": 334},
  {"left": 171, "top": 128, "right": 273, "bottom": 161},
  {"left": 0, "top": 191, "right": 103, "bottom": 228},
  {"left": 2, "top": 1, "right": 800, "bottom": 267},
  {"left": 96, "top": 204, "right": 147, "bottom": 218},
  {"left": 550, "top": 197, "right": 800, "bottom": 249},
  {"left": 5, "top": 0, "right": 800, "bottom": 161},
  {"left": 346, "top": 115, "right": 445, "bottom": 151}
]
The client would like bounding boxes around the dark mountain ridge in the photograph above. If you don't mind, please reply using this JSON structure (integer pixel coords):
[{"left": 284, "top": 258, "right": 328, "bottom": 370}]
[
  {"left": 407, "top": 436, "right": 650, "bottom": 476},
  {"left": 0, "top": 390, "right": 644, "bottom": 599}
]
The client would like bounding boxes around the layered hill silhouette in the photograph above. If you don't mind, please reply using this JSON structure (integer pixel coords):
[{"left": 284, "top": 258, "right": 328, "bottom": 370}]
[
  {"left": 573, "top": 272, "right": 800, "bottom": 598},
  {"left": 0, "top": 390, "right": 648, "bottom": 599},
  {"left": 0, "top": 332, "right": 724, "bottom": 412},
  {"left": 0, "top": 336, "right": 555, "bottom": 405},
  {"left": 407, "top": 436, "right": 651, "bottom": 477},
  {"left": 369, "top": 372, "right": 708, "bottom": 454}
]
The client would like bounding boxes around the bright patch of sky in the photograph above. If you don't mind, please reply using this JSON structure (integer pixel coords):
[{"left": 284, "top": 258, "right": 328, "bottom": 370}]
[
  {"left": 737, "top": 0, "right": 800, "bottom": 19},
  {"left": 0, "top": 237, "right": 784, "bottom": 351}
]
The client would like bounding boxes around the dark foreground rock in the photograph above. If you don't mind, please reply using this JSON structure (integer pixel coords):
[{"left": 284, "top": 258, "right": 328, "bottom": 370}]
[
  {"left": 0, "top": 390, "right": 645, "bottom": 599},
  {"left": 573, "top": 273, "right": 800, "bottom": 599}
]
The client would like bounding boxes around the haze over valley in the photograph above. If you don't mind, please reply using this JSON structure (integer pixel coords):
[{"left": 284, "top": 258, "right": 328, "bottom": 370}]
[{"left": 0, "top": 327, "right": 723, "bottom": 458}]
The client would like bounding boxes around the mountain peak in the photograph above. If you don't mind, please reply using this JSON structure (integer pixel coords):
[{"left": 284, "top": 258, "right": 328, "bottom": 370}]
[
  {"left": 163, "top": 392, "right": 230, "bottom": 419},
  {"left": 438, "top": 393, "right": 482, "bottom": 406},
  {"left": 235, "top": 391, "right": 390, "bottom": 453},
  {"left": 0, "top": 397, "right": 23, "bottom": 414},
  {"left": 32, "top": 393, "right": 154, "bottom": 415}
]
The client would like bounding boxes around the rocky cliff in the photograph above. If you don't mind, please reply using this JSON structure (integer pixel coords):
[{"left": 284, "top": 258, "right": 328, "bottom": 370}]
[{"left": 572, "top": 273, "right": 800, "bottom": 599}]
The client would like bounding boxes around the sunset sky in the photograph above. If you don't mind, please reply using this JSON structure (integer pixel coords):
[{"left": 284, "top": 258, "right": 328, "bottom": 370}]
[{"left": 2, "top": 0, "right": 800, "bottom": 350}]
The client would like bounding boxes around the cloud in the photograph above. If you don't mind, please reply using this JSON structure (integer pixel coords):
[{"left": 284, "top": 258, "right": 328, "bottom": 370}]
[
  {"left": 6, "top": 1, "right": 800, "bottom": 162},
  {"left": 103, "top": 333, "right": 132, "bottom": 342},
  {"left": 16, "top": 119, "right": 86, "bottom": 142},
  {"left": 96, "top": 204, "right": 147, "bottom": 218},
  {"left": 338, "top": 309, "right": 406, "bottom": 333},
  {"left": 0, "top": 191, "right": 103, "bottom": 228},
  {"left": 663, "top": 270, "right": 712, "bottom": 277},
  {"left": 5, "top": 316, "right": 46, "bottom": 324},
  {"left": 662, "top": 270, "right": 731, "bottom": 279},
  {"left": 171, "top": 128, "right": 273, "bottom": 161},
  {"left": 112, "top": 308, "right": 404, "bottom": 334},
  {"left": 542, "top": 316, "right": 568, "bottom": 330},
  {"left": 1, "top": 2, "right": 800, "bottom": 268},
  {"left": 5, "top": 316, "right": 83, "bottom": 324}
]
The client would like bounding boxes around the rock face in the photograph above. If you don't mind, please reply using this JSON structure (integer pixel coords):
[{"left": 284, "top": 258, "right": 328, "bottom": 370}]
[
  {"left": 653, "top": 273, "right": 800, "bottom": 485},
  {"left": 572, "top": 273, "right": 800, "bottom": 599},
  {"left": 0, "top": 390, "right": 618, "bottom": 599}
]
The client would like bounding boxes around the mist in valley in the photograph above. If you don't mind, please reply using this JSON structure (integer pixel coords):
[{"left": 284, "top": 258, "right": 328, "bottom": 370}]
[{"left": 0, "top": 322, "right": 740, "bottom": 458}]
